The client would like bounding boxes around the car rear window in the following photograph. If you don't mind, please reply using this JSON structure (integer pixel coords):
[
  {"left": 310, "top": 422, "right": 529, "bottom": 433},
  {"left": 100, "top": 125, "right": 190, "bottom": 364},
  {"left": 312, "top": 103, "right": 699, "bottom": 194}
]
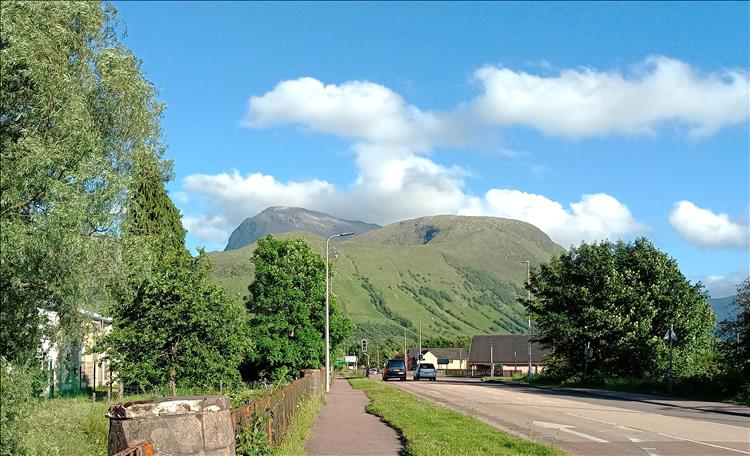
[
  {"left": 387, "top": 359, "right": 405, "bottom": 368},
  {"left": 420, "top": 364, "right": 435, "bottom": 369}
]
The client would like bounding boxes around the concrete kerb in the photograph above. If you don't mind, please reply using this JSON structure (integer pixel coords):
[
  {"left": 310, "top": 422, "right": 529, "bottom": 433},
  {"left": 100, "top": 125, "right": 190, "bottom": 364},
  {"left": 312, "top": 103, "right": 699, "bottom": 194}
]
[{"left": 483, "top": 379, "right": 750, "bottom": 418}]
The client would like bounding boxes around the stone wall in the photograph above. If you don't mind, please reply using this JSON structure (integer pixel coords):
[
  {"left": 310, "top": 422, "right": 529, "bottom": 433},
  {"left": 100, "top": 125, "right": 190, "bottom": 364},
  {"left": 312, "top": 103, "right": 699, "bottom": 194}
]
[{"left": 108, "top": 395, "right": 234, "bottom": 455}]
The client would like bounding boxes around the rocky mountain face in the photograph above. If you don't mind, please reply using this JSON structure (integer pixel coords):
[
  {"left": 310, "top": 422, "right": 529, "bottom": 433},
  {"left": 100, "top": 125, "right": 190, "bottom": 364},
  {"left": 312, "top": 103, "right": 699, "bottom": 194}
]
[{"left": 224, "top": 206, "right": 380, "bottom": 251}]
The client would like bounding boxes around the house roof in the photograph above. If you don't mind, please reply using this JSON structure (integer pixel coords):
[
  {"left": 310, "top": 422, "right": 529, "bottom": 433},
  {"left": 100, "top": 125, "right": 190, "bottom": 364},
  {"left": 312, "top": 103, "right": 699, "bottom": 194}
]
[
  {"left": 468, "top": 335, "right": 550, "bottom": 364},
  {"left": 407, "top": 347, "right": 468, "bottom": 361}
]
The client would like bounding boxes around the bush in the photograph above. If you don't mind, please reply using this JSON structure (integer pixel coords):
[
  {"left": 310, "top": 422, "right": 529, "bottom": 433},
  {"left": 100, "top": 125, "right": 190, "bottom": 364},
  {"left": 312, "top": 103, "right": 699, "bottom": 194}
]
[{"left": 1, "top": 359, "right": 45, "bottom": 456}]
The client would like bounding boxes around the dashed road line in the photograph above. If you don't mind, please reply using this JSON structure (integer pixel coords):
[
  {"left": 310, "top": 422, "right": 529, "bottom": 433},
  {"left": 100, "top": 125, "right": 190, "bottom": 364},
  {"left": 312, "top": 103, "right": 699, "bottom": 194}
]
[{"left": 657, "top": 432, "right": 750, "bottom": 454}]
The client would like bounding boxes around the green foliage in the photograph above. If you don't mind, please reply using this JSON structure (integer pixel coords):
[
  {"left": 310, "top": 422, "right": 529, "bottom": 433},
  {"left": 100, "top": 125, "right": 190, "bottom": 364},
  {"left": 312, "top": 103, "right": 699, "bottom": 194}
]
[
  {"left": 245, "top": 236, "right": 353, "bottom": 381},
  {"left": 271, "top": 395, "right": 325, "bottom": 456},
  {"left": 235, "top": 410, "right": 272, "bottom": 456},
  {"left": 99, "top": 250, "right": 250, "bottom": 389},
  {"left": 349, "top": 378, "right": 564, "bottom": 456},
  {"left": 0, "top": 1, "right": 164, "bottom": 363},
  {"left": 360, "top": 277, "right": 412, "bottom": 328},
  {"left": 422, "top": 335, "right": 471, "bottom": 350},
  {"left": 717, "top": 278, "right": 750, "bottom": 397},
  {"left": 1, "top": 360, "right": 44, "bottom": 455},
  {"left": 527, "top": 238, "right": 716, "bottom": 380}
]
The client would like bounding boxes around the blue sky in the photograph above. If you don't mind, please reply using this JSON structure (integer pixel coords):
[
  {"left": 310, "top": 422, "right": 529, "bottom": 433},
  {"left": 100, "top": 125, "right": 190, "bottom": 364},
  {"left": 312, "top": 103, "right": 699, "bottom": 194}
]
[{"left": 112, "top": 1, "right": 749, "bottom": 297}]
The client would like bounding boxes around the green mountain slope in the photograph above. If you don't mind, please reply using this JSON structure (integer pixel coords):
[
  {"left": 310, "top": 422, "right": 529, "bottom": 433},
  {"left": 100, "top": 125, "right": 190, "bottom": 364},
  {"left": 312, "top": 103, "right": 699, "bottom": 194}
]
[{"left": 208, "top": 215, "right": 564, "bottom": 344}]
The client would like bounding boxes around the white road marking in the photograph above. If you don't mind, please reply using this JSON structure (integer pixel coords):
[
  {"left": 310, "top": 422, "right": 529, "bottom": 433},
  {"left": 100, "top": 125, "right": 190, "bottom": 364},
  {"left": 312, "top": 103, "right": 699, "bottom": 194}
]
[
  {"left": 642, "top": 448, "right": 661, "bottom": 456},
  {"left": 628, "top": 437, "right": 644, "bottom": 442},
  {"left": 618, "top": 425, "right": 639, "bottom": 432},
  {"left": 658, "top": 432, "right": 750, "bottom": 454},
  {"left": 429, "top": 390, "right": 442, "bottom": 395},
  {"left": 533, "top": 420, "right": 610, "bottom": 443},
  {"left": 564, "top": 411, "right": 618, "bottom": 426}
]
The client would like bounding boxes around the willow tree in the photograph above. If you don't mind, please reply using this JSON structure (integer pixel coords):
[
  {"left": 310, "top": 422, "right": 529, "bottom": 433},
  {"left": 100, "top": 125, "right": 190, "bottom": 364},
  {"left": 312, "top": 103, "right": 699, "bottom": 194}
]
[{"left": 0, "top": 1, "right": 164, "bottom": 363}]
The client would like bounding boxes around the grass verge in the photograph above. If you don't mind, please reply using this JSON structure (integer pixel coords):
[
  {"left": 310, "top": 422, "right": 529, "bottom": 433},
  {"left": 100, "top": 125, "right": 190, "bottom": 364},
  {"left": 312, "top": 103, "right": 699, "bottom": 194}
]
[
  {"left": 271, "top": 395, "right": 325, "bottom": 456},
  {"left": 18, "top": 385, "right": 275, "bottom": 455},
  {"left": 349, "top": 377, "right": 564, "bottom": 456}
]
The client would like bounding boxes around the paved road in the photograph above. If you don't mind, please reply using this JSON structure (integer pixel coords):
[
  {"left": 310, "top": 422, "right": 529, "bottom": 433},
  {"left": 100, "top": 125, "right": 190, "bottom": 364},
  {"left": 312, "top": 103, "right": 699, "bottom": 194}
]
[{"left": 387, "top": 377, "right": 750, "bottom": 456}]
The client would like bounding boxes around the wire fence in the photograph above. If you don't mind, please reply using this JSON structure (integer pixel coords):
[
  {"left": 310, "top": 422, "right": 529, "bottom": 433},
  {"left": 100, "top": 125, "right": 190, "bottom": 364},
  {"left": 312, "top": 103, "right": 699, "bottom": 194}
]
[{"left": 231, "top": 368, "right": 325, "bottom": 446}]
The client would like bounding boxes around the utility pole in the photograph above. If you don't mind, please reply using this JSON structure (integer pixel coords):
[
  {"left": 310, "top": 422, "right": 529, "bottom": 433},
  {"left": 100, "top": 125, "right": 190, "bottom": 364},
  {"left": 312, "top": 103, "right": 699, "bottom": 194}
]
[
  {"left": 522, "top": 260, "right": 532, "bottom": 381},
  {"left": 419, "top": 317, "right": 422, "bottom": 365},
  {"left": 404, "top": 326, "right": 408, "bottom": 372}
]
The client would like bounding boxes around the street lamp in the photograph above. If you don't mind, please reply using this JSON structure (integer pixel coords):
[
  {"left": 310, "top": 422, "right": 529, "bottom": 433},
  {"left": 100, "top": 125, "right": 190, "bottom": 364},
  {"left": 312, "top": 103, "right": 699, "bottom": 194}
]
[
  {"left": 663, "top": 324, "right": 678, "bottom": 394},
  {"left": 521, "top": 260, "right": 532, "bottom": 381},
  {"left": 325, "top": 232, "right": 354, "bottom": 393},
  {"left": 490, "top": 340, "right": 494, "bottom": 380}
]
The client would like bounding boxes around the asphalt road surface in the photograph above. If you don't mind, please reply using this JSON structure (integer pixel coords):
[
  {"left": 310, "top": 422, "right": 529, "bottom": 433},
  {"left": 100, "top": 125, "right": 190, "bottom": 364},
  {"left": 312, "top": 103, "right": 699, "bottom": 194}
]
[{"left": 387, "top": 377, "right": 750, "bottom": 456}]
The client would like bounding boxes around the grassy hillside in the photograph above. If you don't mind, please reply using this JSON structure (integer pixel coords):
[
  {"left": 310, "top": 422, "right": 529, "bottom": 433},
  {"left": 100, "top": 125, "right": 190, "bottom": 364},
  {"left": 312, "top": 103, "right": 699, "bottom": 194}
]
[{"left": 208, "top": 215, "right": 564, "bottom": 345}]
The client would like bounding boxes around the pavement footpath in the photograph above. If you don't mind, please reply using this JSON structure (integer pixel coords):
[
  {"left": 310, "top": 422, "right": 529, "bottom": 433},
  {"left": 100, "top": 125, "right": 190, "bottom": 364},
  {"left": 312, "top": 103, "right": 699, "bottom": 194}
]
[{"left": 304, "top": 376, "right": 403, "bottom": 456}]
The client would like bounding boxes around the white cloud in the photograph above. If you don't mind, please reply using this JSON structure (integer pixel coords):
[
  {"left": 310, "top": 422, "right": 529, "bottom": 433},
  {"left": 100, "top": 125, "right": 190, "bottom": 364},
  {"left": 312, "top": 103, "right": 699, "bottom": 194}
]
[
  {"left": 183, "top": 171, "right": 339, "bottom": 233},
  {"left": 183, "top": 148, "right": 645, "bottom": 248},
  {"left": 245, "top": 77, "right": 467, "bottom": 149},
  {"left": 464, "top": 190, "right": 645, "bottom": 247},
  {"left": 669, "top": 200, "right": 749, "bottom": 248},
  {"left": 183, "top": 56, "right": 750, "bottom": 247},
  {"left": 171, "top": 191, "right": 190, "bottom": 204},
  {"left": 700, "top": 271, "right": 748, "bottom": 298},
  {"left": 473, "top": 56, "right": 748, "bottom": 138}
]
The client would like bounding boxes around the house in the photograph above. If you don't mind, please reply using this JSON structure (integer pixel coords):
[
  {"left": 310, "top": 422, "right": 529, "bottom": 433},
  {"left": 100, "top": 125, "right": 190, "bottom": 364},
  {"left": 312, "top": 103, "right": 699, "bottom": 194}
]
[
  {"left": 468, "top": 335, "right": 550, "bottom": 376},
  {"left": 39, "top": 308, "right": 114, "bottom": 396},
  {"left": 407, "top": 347, "right": 469, "bottom": 370}
]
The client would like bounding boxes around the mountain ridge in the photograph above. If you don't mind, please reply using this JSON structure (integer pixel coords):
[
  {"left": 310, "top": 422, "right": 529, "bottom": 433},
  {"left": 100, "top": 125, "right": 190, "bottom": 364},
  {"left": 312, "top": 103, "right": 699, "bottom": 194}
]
[
  {"left": 210, "top": 210, "right": 565, "bottom": 344},
  {"left": 224, "top": 206, "right": 380, "bottom": 251}
]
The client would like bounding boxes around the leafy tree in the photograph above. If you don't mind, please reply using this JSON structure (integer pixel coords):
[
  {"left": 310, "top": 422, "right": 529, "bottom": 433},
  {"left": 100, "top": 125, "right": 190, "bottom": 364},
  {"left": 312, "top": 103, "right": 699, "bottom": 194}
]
[
  {"left": 526, "top": 238, "right": 715, "bottom": 380},
  {"left": 99, "top": 250, "right": 250, "bottom": 392},
  {"left": 99, "top": 149, "right": 249, "bottom": 391},
  {"left": 245, "top": 236, "right": 353, "bottom": 381},
  {"left": 717, "top": 278, "right": 750, "bottom": 380},
  {"left": 0, "top": 1, "right": 163, "bottom": 363},
  {"left": 422, "top": 335, "right": 471, "bottom": 350}
]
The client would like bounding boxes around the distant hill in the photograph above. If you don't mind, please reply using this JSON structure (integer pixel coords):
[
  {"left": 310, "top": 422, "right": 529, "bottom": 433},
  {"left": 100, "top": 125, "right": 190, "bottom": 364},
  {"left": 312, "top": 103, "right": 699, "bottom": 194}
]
[
  {"left": 209, "top": 212, "right": 564, "bottom": 345},
  {"left": 224, "top": 206, "right": 380, "bottom": 251},
  {"left": 708, "top": 295, "right": 737, "bottom": 323}
]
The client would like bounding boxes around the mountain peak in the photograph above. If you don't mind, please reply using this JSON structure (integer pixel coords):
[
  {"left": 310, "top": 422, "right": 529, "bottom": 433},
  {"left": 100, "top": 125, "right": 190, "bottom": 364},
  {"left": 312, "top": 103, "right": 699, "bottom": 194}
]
[{"left": 224, "top": 207, "right": 380, "bottom": 251}]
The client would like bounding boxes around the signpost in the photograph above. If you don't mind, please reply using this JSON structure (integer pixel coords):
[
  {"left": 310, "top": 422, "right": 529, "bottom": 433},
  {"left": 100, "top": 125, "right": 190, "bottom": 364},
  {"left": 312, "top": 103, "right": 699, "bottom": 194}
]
[
  {"left": 584, "top": 343, "right": 593, "bottom": 378},
  {"left": 663, "top": 324, "right": 678, "bottom": 394}
]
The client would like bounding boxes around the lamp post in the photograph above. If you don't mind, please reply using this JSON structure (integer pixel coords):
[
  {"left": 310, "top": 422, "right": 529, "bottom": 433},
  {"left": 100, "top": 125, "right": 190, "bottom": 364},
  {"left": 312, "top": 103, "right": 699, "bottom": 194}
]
[
  {"left": 325, "top": 232, "right": 354, "bottom": 393},
  {"left": 522, "top": 260, "right": 532, "bottom": 381},
  {"left": 663, "top": 324, "right": 678, "bottom": 394},
  {"left": 490, "top": 341, "right": 494, "bottom": 380}
]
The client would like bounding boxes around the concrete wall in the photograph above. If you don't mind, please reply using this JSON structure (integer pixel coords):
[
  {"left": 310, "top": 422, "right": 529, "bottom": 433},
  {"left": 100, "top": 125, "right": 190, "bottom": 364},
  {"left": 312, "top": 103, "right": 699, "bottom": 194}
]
[{"left": 108, "top": 395, "right": 234, "bottom": 456}]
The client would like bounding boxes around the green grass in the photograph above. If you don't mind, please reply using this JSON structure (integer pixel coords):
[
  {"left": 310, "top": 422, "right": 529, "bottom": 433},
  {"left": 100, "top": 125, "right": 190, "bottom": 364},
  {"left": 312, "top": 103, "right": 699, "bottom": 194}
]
[
  {"left": 348, "top": 378, "right": 564, "bottom": 456},
  {"left": 18, "top": 385, "right": 274, "bottom": 455},
  {"left": 271, "top": 395, "right": 325, "bottom": 456},
  {"left": 19, "top": 397, "right": 110, "bottom": 456}
]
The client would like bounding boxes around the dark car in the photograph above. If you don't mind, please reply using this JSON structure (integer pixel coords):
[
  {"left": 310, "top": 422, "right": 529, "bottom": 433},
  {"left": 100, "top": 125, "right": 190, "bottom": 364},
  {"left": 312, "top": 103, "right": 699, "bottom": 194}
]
[
  {"left": 414, "top": 363, "right": 437, "bottom": 381},
  {"left": 382, "top": 359, "right": 407, "bottom": 381}
]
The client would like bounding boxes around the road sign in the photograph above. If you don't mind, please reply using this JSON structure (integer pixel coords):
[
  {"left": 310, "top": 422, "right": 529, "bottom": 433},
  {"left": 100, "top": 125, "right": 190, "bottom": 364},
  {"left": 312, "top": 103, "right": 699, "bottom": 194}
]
[
  {"left": 345, "top": 355, "right": 357, "bottom": 363},
  {"left": 584, "top": 346, "right": 593, "bottom": 358},
  {"left": 437, "top": 358, "right": 449, "bottom": 365}
]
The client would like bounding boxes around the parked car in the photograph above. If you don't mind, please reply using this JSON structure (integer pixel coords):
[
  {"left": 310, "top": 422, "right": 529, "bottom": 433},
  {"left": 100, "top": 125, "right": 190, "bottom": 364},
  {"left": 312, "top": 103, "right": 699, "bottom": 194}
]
[
  {"left": 382, "top": 359, "right": 407, "bottom": 381},
  {"left": 368, "top": 367, "right": 378, "bottom": 375},
  {"left": 414, "top": 363, "right": 437, "bottom": 381}
]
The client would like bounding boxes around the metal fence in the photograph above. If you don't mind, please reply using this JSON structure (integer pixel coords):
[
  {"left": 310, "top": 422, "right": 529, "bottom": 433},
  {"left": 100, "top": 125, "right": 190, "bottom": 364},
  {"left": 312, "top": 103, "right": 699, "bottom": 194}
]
[
  {"left": 231, "top": 368, "right": 325, "bottom": 445},
  {"left": 112, "top": 441, "right": 153, "bottom": 456}
]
